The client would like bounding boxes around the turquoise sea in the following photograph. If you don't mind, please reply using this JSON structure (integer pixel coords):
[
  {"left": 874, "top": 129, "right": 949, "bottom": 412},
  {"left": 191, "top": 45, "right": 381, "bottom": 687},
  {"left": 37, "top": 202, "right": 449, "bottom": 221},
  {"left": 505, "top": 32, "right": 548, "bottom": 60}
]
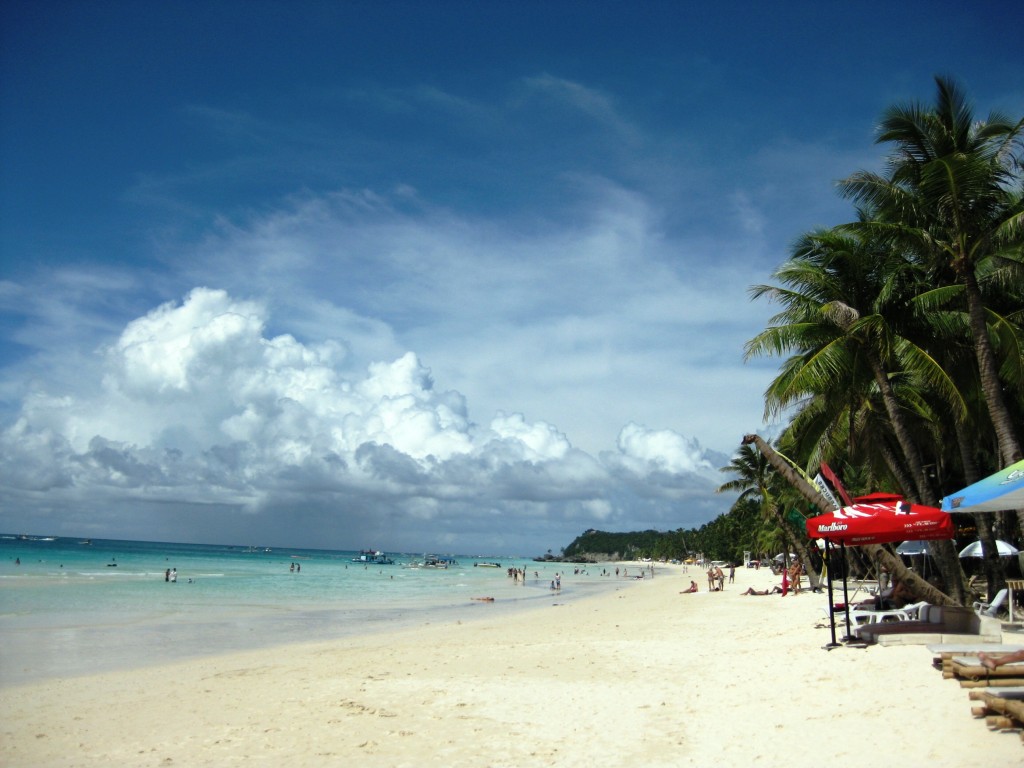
[{"left": 0, "top": 535, "right": 624, "bottom": 687}]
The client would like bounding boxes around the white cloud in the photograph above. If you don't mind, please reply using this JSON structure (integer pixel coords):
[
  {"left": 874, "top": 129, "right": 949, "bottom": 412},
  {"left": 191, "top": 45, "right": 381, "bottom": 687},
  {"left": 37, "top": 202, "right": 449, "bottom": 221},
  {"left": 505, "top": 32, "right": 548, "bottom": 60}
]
[
  {"left": 488, "top": 413, "right": 570, "bottom": 461},
  {"left": 614, "top": 422, "right": 716, "bottom": 476},
  {"left": 109, "top": 288, "right": 266, "bottom": 396},
  {"left": 0, "top": 288, "right": 736, "bottom": 552}
]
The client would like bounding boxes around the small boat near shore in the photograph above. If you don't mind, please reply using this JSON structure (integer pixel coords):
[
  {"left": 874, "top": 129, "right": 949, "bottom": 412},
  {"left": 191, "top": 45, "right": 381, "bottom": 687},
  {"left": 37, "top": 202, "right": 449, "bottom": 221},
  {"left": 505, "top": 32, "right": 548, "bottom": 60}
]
[
  {"left": 353, "top": 550, "right": 395, "bottom": 565},
  {"left": 416, "top": 555, "right": 458, "bottom": 569},
  {"left": 474, "top": 561, "right": 501, "bottom": 568}
]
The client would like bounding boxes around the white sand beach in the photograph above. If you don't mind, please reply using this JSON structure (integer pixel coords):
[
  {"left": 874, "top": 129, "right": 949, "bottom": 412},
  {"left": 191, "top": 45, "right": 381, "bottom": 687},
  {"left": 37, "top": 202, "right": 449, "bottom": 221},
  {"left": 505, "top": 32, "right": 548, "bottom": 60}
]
[{"left": 1, "top": 564, "right": 1018, "bottom": 767}]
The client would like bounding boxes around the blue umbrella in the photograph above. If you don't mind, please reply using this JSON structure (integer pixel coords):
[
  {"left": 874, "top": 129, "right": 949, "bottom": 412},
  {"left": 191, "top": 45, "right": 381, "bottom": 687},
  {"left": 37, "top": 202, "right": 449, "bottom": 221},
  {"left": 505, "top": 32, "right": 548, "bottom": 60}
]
[{"left": 942, "top": 460, "right": 1024, "bottom": 513}]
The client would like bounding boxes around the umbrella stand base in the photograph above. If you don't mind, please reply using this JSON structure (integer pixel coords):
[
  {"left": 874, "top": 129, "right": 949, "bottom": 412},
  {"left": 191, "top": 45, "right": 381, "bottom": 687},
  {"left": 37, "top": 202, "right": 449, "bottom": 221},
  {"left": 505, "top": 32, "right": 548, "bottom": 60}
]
[{"left": 824, "top": 641, "right": 868, "bottom": 651}]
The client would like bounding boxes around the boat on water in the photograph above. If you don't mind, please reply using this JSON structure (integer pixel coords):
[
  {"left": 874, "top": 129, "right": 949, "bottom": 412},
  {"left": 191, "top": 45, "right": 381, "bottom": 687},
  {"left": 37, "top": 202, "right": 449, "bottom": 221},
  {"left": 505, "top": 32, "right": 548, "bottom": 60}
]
[
  {"left": 419, "top": 555, "right": 458, "bottom": 569},
  {"left": 474, "top": 561, "right": 501, "bottom": 568},
  {"left": 353, "top": 549, "right": 395, "bottom": 565}
]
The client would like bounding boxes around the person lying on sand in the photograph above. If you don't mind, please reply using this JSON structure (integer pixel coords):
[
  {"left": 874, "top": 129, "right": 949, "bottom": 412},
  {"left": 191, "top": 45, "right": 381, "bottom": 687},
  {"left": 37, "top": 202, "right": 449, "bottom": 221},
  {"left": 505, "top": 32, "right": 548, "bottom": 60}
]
[
  {"left": 471, "top": 596, "right": 495, "bottom": 602},
  {"left": 978, "top": 649, "right": 1024, "bottom": 670},
  {"left": 741, "top": 586, "right": 783, "bottom": 596},
  {"left": 679, "top": 581, "right": 698, "bottom": 593}
]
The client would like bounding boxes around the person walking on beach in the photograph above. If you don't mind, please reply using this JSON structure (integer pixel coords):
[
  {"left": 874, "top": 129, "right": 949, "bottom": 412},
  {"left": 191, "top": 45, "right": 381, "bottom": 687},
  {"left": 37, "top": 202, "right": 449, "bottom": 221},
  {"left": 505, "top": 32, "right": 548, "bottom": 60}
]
[{"left": 165, "top": 568, "right": 170, "bottom": 582}]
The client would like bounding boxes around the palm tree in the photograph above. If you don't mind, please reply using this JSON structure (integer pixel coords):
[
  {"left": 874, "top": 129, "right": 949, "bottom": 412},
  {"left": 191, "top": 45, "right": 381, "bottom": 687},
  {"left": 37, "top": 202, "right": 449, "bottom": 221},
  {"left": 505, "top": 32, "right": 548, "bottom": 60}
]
[
  {"left": 746, "top": 226, "right": 969, "bottom": 600},
  {"left": 839, "top": 76, "right": 1024, "bottom": 472},
  {"left": 748, "top": 226, "right": 960, "bottom": 506},
  {"left": 718, "top": 441, "right": 818, "bottom": 585}
]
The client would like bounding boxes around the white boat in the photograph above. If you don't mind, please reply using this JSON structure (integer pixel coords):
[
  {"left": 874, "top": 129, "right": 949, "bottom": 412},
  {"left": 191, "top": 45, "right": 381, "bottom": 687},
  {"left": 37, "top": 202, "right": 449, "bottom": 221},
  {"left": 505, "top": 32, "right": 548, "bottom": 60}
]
[
  {"left": 353, "top": 550, "right": 395, "bottom": 565},
  {"left": 421, "top": 555, "right": 458, "bottom": 568}
]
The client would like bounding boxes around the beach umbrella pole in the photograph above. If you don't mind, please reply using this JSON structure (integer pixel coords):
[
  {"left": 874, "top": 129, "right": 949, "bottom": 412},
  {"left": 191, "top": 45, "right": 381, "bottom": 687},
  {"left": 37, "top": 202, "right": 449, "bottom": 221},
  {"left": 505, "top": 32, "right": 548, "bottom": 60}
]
[
  {"left": 839, "top": 541, "right": 856, "bottom": 642},
  {"left": 823, "top": 539, "right": 840, "bottom": 650}
]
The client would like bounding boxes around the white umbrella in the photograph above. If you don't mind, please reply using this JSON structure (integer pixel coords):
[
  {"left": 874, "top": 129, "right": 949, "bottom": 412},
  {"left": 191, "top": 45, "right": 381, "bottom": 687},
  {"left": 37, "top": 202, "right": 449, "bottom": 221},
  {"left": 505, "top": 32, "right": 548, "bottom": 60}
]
[
  {"left": 896, "top": 540, "right": 933, "bottom": 556},
  {"left": 958, "top": 539, "right": 1019, "bottom": 558}
]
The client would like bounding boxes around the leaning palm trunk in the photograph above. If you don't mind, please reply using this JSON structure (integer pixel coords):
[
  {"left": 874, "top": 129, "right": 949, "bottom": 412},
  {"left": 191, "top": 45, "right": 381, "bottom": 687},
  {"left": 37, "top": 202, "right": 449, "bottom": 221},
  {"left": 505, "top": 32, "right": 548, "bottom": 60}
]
[{"left": 741, "top": 434, "right": 956, "bottom": 606}]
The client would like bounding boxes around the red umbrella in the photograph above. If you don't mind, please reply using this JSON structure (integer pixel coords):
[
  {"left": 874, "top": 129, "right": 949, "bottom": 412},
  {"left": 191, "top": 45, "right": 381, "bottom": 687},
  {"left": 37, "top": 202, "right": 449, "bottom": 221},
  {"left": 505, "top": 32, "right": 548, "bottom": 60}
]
[
  {"left": 851, "top": 492, "right": 902, "bottom": 503},
  {"left": 806, "top": 499, "right": 954, "bottom": 546},
  {"left": 805, "top": 497, "right": 953, "bottom": 649}
]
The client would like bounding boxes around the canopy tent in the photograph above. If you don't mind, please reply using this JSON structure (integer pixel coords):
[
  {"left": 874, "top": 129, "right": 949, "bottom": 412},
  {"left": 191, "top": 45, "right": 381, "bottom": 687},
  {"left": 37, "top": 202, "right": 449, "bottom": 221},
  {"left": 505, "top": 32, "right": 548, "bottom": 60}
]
[
  {"left": 958, "top": 539, "right": 1019, "bottom": 558},
  {"left": 805, "top": 498, "right": 954, "bottom": 649},
  {"left": 942, "top": 459, "right": 1024, "bottom": 513}
]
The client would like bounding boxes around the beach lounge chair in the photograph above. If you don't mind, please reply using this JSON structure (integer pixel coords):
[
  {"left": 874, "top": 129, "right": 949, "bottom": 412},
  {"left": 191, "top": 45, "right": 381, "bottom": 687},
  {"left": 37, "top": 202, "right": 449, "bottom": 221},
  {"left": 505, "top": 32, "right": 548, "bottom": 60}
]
[
  {"left": 974, "top": 588, "right": 1008, "bottom": 618},
  {"left": 846, "top": 607, "right": 912, "bottom": 627}
]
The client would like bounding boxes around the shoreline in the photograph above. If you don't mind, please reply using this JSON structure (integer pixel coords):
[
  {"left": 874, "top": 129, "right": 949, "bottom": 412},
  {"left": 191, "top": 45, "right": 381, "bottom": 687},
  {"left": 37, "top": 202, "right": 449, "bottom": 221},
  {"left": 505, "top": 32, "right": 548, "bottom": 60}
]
[
  {"left": 0, "top": 566, "right": 623, "bottom": 688},
  {"left": 2, "top": 563, "right": 1018, "bottom": 766}
]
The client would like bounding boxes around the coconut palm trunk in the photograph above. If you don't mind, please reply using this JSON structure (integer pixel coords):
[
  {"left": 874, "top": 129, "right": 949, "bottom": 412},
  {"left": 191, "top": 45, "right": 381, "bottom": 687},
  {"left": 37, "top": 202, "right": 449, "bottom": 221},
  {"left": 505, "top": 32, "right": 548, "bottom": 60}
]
[
  {"left": 742, "top": 434, "right": 956, "bottom": 606},
  {"left": 954, "top": 418, "right": 1008, "bottom": 600},
  {"left": 963, "top": 269, "right": 1024, "bottom": 541},
  {"left": 961, "top": 231, "right": 1024, "bottom": 469}
]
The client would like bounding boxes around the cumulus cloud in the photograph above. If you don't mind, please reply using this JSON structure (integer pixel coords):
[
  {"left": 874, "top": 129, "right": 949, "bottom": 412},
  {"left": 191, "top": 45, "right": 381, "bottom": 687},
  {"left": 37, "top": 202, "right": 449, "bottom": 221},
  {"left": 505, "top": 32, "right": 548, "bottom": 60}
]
[
  {"left": 612, "top": 422, "right": 718, "bottom": 476},
  {"left": 0, "top": 289, "right": 733, "bottom": 552}
]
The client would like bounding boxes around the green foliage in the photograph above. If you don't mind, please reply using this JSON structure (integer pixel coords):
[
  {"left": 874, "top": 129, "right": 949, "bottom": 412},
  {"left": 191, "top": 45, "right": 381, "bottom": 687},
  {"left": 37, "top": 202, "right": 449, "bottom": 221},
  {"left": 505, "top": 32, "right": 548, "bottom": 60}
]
[
  {"left": 561, "top": 503, "right": 775, "bottom": 564},
  {"left": 562, "top": 529, "right": 671, "bottom": 560}
]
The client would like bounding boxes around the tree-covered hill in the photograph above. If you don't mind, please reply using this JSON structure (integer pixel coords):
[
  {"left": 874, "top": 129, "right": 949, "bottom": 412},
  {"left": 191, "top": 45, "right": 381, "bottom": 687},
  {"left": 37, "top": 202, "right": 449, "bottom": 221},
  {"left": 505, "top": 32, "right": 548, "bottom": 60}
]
[{"left": 556, "top": 528, "right": 692, "bottom": 562}]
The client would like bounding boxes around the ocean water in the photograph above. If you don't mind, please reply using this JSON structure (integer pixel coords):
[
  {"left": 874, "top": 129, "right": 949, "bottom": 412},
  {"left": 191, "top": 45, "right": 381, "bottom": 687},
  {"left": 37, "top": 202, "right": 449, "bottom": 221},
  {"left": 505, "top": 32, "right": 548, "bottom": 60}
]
[{"left": 0, "top": 535, "right": 624, "bottom": 686}]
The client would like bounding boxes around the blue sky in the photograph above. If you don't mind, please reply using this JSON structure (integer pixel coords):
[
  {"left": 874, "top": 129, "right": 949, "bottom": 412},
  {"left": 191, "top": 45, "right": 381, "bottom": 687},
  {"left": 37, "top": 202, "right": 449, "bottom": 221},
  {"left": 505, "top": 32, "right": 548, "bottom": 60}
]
[{"left": 1, "top": 1, "right": 1021, "bottom": 554}]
